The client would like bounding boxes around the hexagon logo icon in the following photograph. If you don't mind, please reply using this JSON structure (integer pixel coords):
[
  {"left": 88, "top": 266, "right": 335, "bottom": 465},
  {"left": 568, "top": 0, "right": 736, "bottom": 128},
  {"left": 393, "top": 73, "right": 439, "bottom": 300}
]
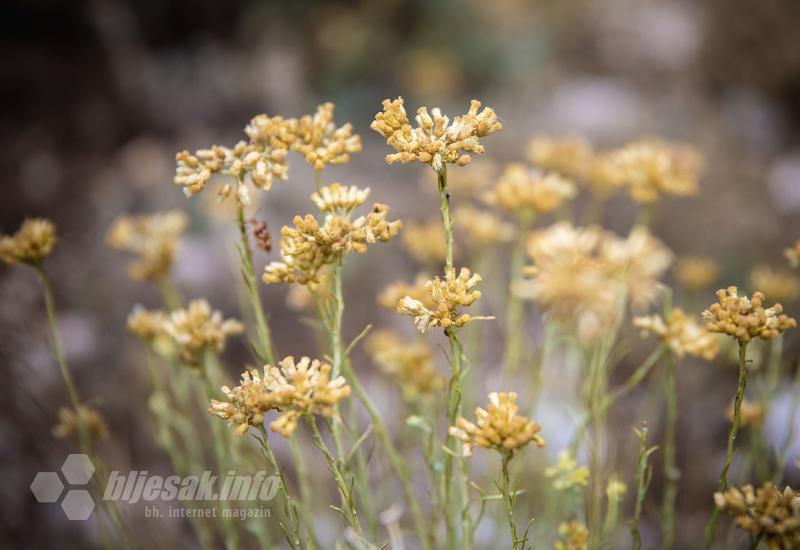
[
  {"left": 61, "top": 489, "right": 95, "bottom": 521},
  {"left": 61, "top": 454, "right": 95, "bottom": 485},
  {"left": 30, "top": 472, "right": 65, "bottom": 503}
]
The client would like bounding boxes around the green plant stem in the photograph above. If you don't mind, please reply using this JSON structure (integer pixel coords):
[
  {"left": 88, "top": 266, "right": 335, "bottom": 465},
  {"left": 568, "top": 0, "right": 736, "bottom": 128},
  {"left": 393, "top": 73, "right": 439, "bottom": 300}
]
[
  {"left": 775, "top": 359, "right": 800, "bottom": 483},
  {"left": 631, "top": 426, "right": 656, "bottom": 550},
  {"left": 236, "top": 205, "right": 275, "bottom": 366},
  {"left": 257, "top": 426, "right": 302, "bottom": 549},
  {"left": 288, "top": 436, "right": 319, "bottom": 547},
  {"left": 437, "top": 165, "right": 454, "bottom": 271},
  {"left": 705, "top": 341, "right": 749, "bottom": 550},
  {"left": 500, "top": 453, "right": 522, "bottom": 549},
  {"left": 661, "top": 354, "right": 678, "bottom": 550},
  {"left": 307, "top": 417, "right": 367, "bottom": 542},
  {"left": 502, "top": 213, "right": 533, "bottom": 377}
]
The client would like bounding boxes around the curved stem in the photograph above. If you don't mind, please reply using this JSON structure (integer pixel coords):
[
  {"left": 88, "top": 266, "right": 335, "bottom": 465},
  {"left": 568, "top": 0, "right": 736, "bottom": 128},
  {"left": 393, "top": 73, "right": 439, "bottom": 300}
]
[
  {"left": 501, "top": 453, "right": 521, "bottom": 549},
  {"left": 661, "top": 354, "right": 678, "bottom": 550},
  {"left": 257, "top": 426, "right": 302, "bottom": 549}
]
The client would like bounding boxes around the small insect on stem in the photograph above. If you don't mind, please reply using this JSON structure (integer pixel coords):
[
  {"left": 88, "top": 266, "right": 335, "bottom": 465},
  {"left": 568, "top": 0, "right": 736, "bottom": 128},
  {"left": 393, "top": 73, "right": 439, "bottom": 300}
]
[{"left": 248, "top": 218, "right": 272, "bottom": 253}]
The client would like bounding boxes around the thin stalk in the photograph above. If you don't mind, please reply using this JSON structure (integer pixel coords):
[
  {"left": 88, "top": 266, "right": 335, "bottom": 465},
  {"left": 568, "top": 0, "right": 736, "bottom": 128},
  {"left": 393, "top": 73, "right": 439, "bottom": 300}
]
[
  {"left": 631, "top": 425, "right": 656, "bottom": 550},
  {"left": 503, "top": 214, "right": 533, "bottom": 377},
  {"left": 661, "top": 354, "right": 678, "bottom": 550},
  {"left": 775, "top": 359, "right": 800, "bottom": 483},
  {"left": 500, "top": 453, "right": 523, "bottom": 549},
  {"left": 307, "top": 417, "right": 367, "bottom": 542},
  {"left": 288, "top": 436, "right": 319, "bottom": 547},
  {"left": 236, "top": 205, "right": 275, "bottom": 366},
  {"left": 256, "top": 426, "right": 302, "bottom": 549},
  {"left": 437, "top": 165, "right": 454, "bottom": 271},
  {"left": 705, "top": 341, "right": 749, "bottom": 550}
]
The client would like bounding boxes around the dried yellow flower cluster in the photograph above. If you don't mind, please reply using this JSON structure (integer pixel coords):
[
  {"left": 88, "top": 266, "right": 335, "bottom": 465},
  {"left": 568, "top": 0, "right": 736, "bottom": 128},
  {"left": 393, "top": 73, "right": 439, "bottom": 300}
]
[
  {"left": 209, "top": 356, "right": 351, "bottom": 438},
  {"left": 0, "top": 218, "right": 56, "bottom": 266},
  {"left": 106, "top": 210, "right": 188, "bottom": 283},
  {"left": 53, "top": 405, "right": 109, "bottom": 441},
  {"left": 482, "top": 163, "right": 576, "bottom": 216},
  {"left": 751, "top": 266, "right": 799, "bottom": 303},
  {"left": 785, "top": 241, "right": 800, "bottom": 268},
  {"left": 264, "top": 186, "right": 401, "bottom": 286},
  {"left": 714, "top": 483, "right": 800, "bottom": 548},
  {"left": 526, "top": 136, "right": 594, "bottom": 183},
  {"left": 377, "top": 273, "right": 436, "bottom": 311},
  {"left": 397, "top": 267, "right": 483, "bottom": 333},
  {"left": 554, "top": 520, "right": 589, "bottom": 550},
  {"left": 519, "top": 222, "right": 672, "bottom": 342},
  {"left": 130, "top": 299, "right": 244, "bottom": 366},
  {"left": 674, "top": 256, "right": 719, "bottom": 292},
  {"left": 371, "top": 97, "right": 502, "bottom": 172},
  {"left": 175, "top": 103, "right": 359, "bottom": 205},
  {"left": 292, "top": 103, "right": 362, "bottom": 171},
  {"left": 365, "top": 330, "right": 444, "bottom": 396},
  {"left": 726, "top": 399, "right": 764, "bottom": 428},
  {"left": 454, "top": 206, "right": 514, "bottom": 246},
  {"left": 702, "top": 287, "right": 796, "bottom": 344},
  {"left": 544, "top": 450, "right": 590, "bottom": 491},
  {"left": 607, "top": 139, "right": 702, "bottom": 204},
  {"left": 401, "top": 219, "right": 449, "bottom": 266},
  {"left": 449, "top": 392, "right": 545, "bottom": 457},
  {"left": 634, "top": 308, "right": 719, "bottom": 360}
]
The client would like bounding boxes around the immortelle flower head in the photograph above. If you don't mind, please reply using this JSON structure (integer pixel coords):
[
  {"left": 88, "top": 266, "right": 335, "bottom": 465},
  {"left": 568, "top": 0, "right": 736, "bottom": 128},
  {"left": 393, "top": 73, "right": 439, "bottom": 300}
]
[
  {"left": 377, "top": 273, "right": 436, "bottom": 311},
  {"left": 555, "top": 521, "right": 589, "bottom": 550},
  {"left": 0, "top": 218, "right": 56, "bottom": 266},
  {"left": 725, "top": 399, "right": 764, "bottom": 428},
  {"left": 634, "top": 308, "right": 719, "bottom": 360},
  {"left": 526, "top": 136, "right": 594, "bottom": 183},
  {"left": 106, "top": 210, "right": 188, "bottom": 283},
  {"left": 161, "top": 299, "right": 244, "bottom": 366},
  {"left": 606, "top": 139, "right": 703, "bottom": 204},
  {"left": 209, "top": 356, "right": 351, "bottom": 438},
  {"left": 126, "top": 305, "right": 174, "bottom": 355},
  {"left": 702, "top": 287, "right": 796, "bottom": 344},
  {"left": 454, "top": 205, "right": 515, "bottom": 247},
  {"left": 371, "top": 97, "right": 502, "bottom": 172},
  {"left": 365, "top": 330, "right": 444, "bottom": 396},
  {"left": 714, "top": 483, "right": 800, "bottom": 548},
  {"left": 291, "top": 102, "right": 362, "bottom": 171},
  {"left": 397, "top": 267, "right": 485, "bottom": 333},
  {"left": 482, "top": 163, "right": 576, "bottom": 216},
  {"left": 53, "top": 404, "right": 109, "bottom": 441},
  {"left": 264, "top": 185, "right": 401, "bottom": 286},
  {"left": 449, "top": 391, "right": 545, "bottom": 457},
  {"left": 401, "top": 219, "right": 449, "bottom": 266},
  {"left": 785, "top": 240, "right": 800, "bottom": 268},
  {"left": 674, "top": 255, "right": 719, "bottom": 292},
  {"left": 544, "top": 450, "right": 590, "bottom": 491},
  {"left": 750, "top": 266, "right": 799, "bottom": 303}
]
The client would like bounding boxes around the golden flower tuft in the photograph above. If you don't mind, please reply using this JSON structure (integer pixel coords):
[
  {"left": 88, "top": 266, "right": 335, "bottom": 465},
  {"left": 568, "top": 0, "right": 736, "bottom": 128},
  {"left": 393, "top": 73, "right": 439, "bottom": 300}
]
[
  {"left": 674, "top": 256, "right": 719, "bottom": 292},
  {"left": 702, "top": 286, "right": 796, "bottom": 344},
  {"left": 526, "top": 136, "right": 594, "bottom": 183},
  {"left": 401, "top": 219, "right": 449, "bottom": 266},
  {"left": 371, "top": 97, "right": 502, "bottom": 172},
  {"left": 162, "top": 299, "right": 244, "bottom": 366},
  {"left": 714, "top": 483, "right": 800, "bottom": 548},
  {"left": 482, "top": 163, "right": 576, "bottom": 216},
  {"left": 454, "top": 206, "right": 515, "bottom": 246},
  {"left": 53, "top": 405, "right": 109, "bottom": 442},
  {"left": 310, "top": 183, "right": 370, "bottom": 213},
  {"left": 291, "top": 102, "right": 362, "bottom": 171},
  {"left": 448, "top": 391, "right": 545, "bottom": 457},
  {"left": 634, "top": 308, "right": 719, "bottom": 360},
  {"left": 750, "top": 266, "right": 799, "bottom": 303},
  {"left": 544, "top": 450, "right": 590, "bottom": 491},
  {"left": 107, "top": 210, "right": 188, "bottom": 283},
  {"left": 555, "top": 521, "right": 589, "bottom": 550},
  {"left": 365, "top": 330, "right": 444, "bottom": 396},
  {"left": 377, "top": 273, "right": 436, "bottom": 311},
  {"left": 397, "top": 267, "right": 484, "bottom": 333},
  {"left": 0, "top": 218, "right": 56, "bottom": 266}
]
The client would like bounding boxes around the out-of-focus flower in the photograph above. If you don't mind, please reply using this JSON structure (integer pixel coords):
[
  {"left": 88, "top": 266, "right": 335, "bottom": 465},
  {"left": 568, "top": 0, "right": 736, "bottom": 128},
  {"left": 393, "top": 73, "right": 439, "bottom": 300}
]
[
  {"left": 703, "top": 287, "right": 796, "bottom": 344},
  {"left": 675, "top": 256, "right": 719, "bottom": 292},
  {"left": 378, "top": 273, "right": 436, "bottom": 311},
  {"left": 751, "top": 266, "right": 799, "bottom": 303},
  {"left": 482, "top": 163, "right": 576, "bottom": 216},
  {"left": 371, "top": 97, "right": 502, "bottom": 172},
  {"left": 286, "top": 268, "right": 331, "bottom": 311},
  {"left": 454, "top": 206, "right": 514, "bottom": 247},
  {"left": 526, "top": 136, "right": 594, "bottom": 183},
  {"left": 291, "top": 103, "right": 362, "bottom": 171},
  {"left": 397, "top": 267, "right": 484, "bottom": 333},
  {"left": 606, "top": 476, "right": 628, "bottom": 499},
  {"left": 726, "top": 399, "right": 764, "bottom": 428},
  {"left": 423, "top": 158, "right": 498, "bottom": 199},
  {"left": 0, "top": 218, "right": 56, "bottom": 266},
  {"left": 126, "top": 305, "right": 174, "bottom": 356},
  {"left": 634, "top": 308, "right": 719, "bottom": 360},
  {"left": 449, "top": 392, "right": 545, "bottom": 457},
  {"left": 555, "top": 520, "right": 589, "bottom": 550},
  {"left": 401, "top": 219, "right": 449, "bottom": 266},
  {"left": 264, "top": 188, "right": 401, "bottom": 286},
  {"left": 544, "top": 450, "right": 590, "bottom": 491},
  {"left": 106, "top": 210, "right": 188, "bottom": 283},
  {"left": 365, "top": 330, "right": 444, "bottom": 396},
  {"left": 53, "top": 405, "right": 109, "bottom": 441},
  {"left": 162, "top": 299, "right": 244, "bottom": 366},
  {"left": 785, "top": 241, "right": 800, "bottom": 268},
  {"left": 714, "top": 483, "right": 800, "bottom": 548},
  {"left": 605, "top": 139, "right": 703, "bottom": 204}
]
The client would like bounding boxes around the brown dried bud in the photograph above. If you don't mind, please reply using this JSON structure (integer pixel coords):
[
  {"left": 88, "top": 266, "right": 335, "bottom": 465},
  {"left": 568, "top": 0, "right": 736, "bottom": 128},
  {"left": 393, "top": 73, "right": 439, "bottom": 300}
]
[{"left": 249, "top": 218, "right": 272, "bottom": 253}]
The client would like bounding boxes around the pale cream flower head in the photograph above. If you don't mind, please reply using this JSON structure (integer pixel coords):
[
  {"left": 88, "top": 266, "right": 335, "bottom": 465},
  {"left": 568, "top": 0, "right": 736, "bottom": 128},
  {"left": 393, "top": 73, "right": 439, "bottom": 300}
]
[
  {"left": 209, "top": 367, "right": 278, "bottom": 436},
  {"left": 310, "top": 183, "right": 370, "bottom": 214},
  {"left": 291, "top": 102, "right": 362, "bottom": 171},
  {"left": 634, "top": 308, "right": 719, "bottom": 360},
  {"left": 396, "top": 267, "right": 484, "bottom": 333},
  {"left": 675, "top": 256, "right": 719, "bottom": 292},
  {"left": 162, "top": 299, "right": 244, "bottom": 366},
  {"left": 449, "top": 392, "right": 545, "bottom": 457},
  {"left": 126, "top": 305, "right": 175, "bottom": 357},
  {"left": 714, "top": 483, "right": 800, "bottom": 548},
  {"left": 0, "top": 218, "right": 56, "bottom": 266},
  {"left": 107, "top": 210, "right": 188, "bottom": 283},
  {"left": 365, "top": 330, "right": 444, "bottom": 397},
  {"left": 454, "top": 205, "right": 515, "bottom": 247},
  {"left": 544, "top": 450, "right": 590, "bottom": 491},
  {"left": 371, "top": 97, "right": 502, "bottom": 172},
  {"left": 555, "top": 521, "right": 589, "bottom": 550},
  {"left": 703, "top": 286, "right": 797, "bottom": 344},
  {"left": 483, "top": 163, "right": 576, "bottom": 216},
  {"left": 750, "top": 266, "right": 799, "bottom": 303},
  {"left": 526, "top": 136, "right": 594, "bottom": 182},
  {"left": 401, "top": 219, "right": 449, "bottom": 266}
]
